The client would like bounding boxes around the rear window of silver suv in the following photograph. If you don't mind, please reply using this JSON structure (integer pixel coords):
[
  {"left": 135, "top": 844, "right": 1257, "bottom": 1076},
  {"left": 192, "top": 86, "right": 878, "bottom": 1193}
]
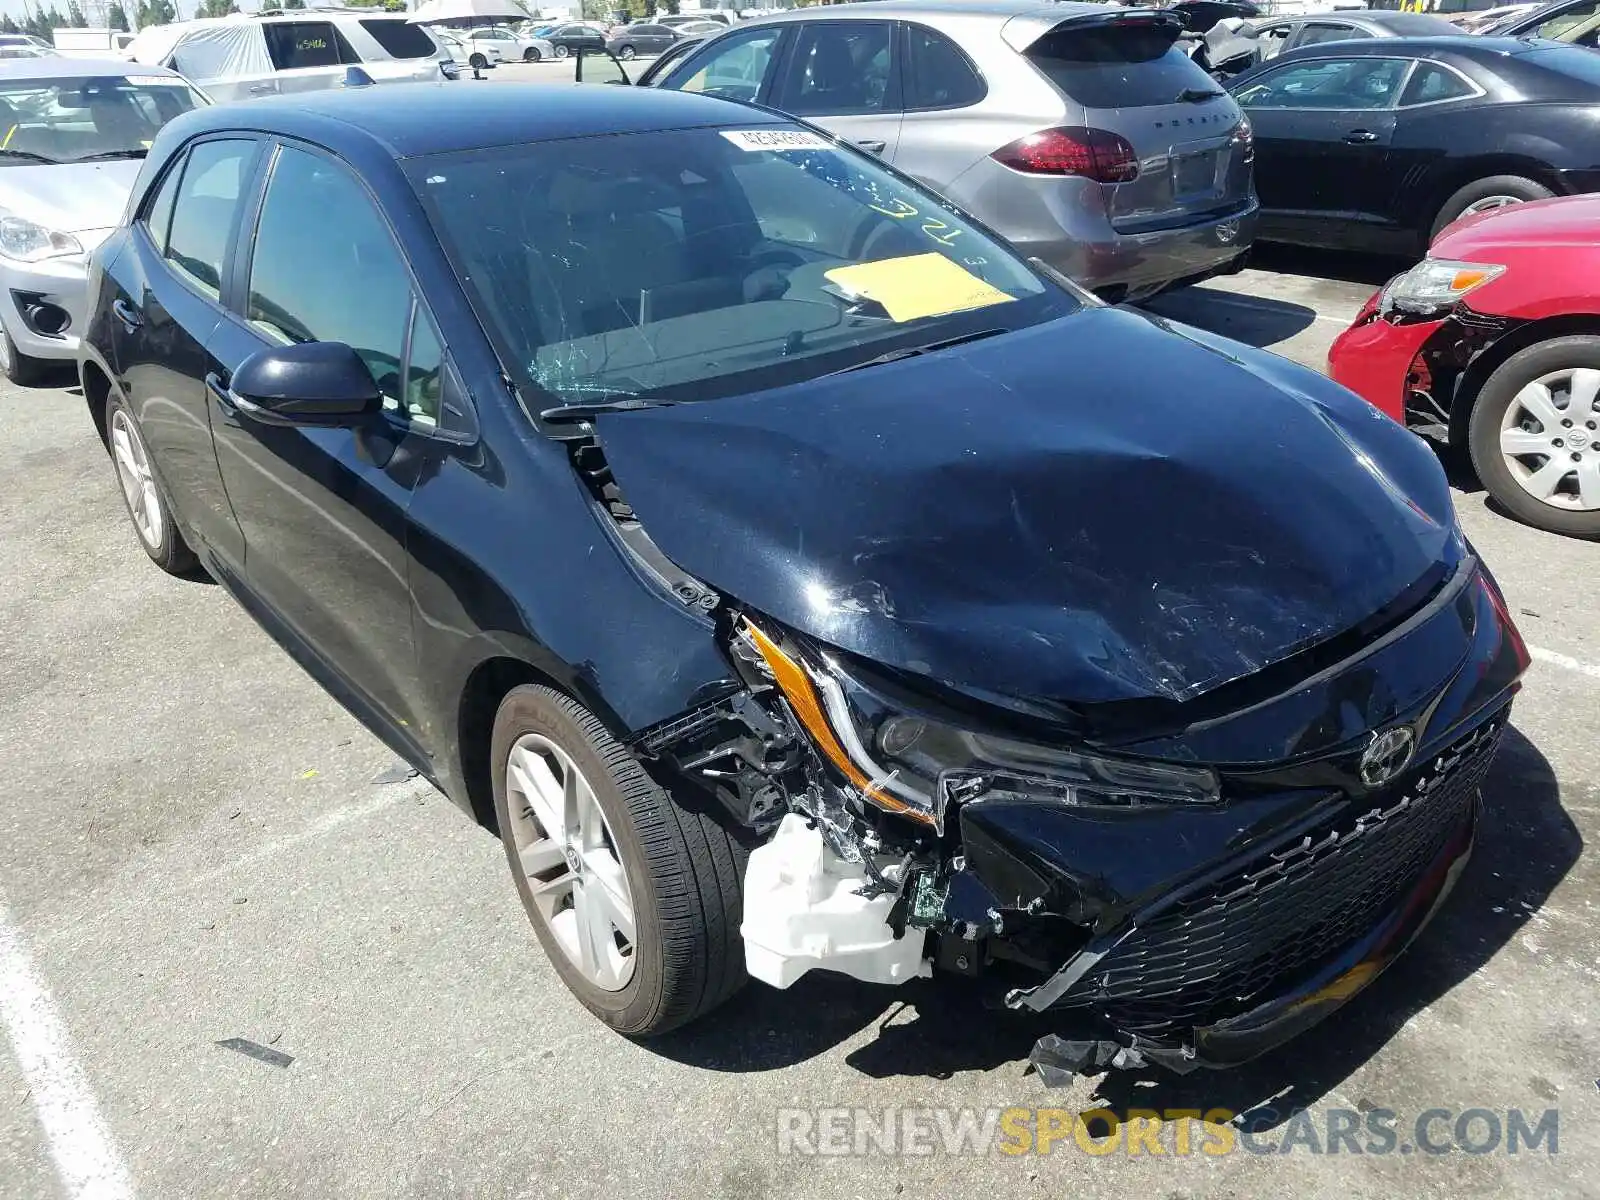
[{"left": 1027, "top": 23, "right": 1220, "bottom": 108}]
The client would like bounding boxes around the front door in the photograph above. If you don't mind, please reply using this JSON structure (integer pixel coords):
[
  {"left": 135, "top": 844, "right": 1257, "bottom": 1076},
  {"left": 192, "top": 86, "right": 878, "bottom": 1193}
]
[
  {"left": 104, "top": 136, "right": 261, "bottom": 566},
  {"left": 206, "top": 141, "right": 432, "bottom": 747},
  {"left": 767, "top": 20, "right": 903, "bottom": 159},
  {"left": 1234, "top": 55, "right": 1408, "bottom": 243}
]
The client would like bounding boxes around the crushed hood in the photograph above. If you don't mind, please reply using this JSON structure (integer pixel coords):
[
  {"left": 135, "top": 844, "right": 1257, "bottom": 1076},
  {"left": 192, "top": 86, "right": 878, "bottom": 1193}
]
[
  {"left": 594, "top": 305, "right": 1461, "bottom": 707},
  {"left": 0, "top": 159, "right": 143, "bottom": 237}
]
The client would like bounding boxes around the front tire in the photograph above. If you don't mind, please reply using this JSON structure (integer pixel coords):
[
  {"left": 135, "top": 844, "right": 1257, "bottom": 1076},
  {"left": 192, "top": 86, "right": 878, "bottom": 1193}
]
[
  {"left": 553, "top": 43, "right": 569, "bottom": 59},
  {"left": 1430, "top": 175, "right": 1553, "bottom": 243},
  {"left": 491, "top": 685, "right": 747, "bottom": 1035},
  {"left": 523, "top": 46, "right": 541, "bottom": 62},
  {"left": 104, "top": 392, "right": 198, "bottom": 573},
  {"left": 0, "top": 326, "right": 48, "bottom": 387},
  {"left": 618, "top": 44, "right": 637, "bottom": 60},
  {"left": 469, "top": 52, "right": 488, "bottom": 70},
  {"left": 1468, "top": 335, "right": 1600, "bottom": 540}
]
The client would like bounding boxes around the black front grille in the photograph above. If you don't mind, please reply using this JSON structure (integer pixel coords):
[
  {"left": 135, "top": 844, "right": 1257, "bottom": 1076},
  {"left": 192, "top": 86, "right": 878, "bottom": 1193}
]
[{"left": 1070, "top": 711, "right": 1507, "bottom": 1038}]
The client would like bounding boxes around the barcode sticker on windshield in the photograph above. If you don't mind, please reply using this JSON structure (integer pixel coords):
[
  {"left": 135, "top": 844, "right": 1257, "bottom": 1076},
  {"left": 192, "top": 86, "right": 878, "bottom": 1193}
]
[
  {"left": 721, "top": 129, "right": 832, "bottom": 153},
  {"left": 125, "top": 75, "right": 183, "bottom": 86}
]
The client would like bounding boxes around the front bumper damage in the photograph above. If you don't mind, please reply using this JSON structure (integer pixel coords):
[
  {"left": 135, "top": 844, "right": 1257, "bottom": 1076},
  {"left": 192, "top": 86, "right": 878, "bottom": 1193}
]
[{"left": 630, "top": 549, "right": 1527, "bottom": 1080}]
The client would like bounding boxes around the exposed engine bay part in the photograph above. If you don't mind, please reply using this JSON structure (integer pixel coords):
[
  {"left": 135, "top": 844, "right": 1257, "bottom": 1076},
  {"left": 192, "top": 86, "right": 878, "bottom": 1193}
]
[{"left": 740, "top": 814, "right": 931, "bottom": 989}]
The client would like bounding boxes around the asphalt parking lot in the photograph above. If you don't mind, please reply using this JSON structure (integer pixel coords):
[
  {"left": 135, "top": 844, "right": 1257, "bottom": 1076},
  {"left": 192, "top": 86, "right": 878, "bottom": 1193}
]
[{"left": 2, "top": 105, "right": 1598, "bottom": 1198}]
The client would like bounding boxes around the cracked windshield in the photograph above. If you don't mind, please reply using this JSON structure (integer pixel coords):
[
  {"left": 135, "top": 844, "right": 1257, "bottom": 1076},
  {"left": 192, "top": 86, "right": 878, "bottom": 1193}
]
[{"left": 411, "top": 125, "right": 1079, "bottom": 407}]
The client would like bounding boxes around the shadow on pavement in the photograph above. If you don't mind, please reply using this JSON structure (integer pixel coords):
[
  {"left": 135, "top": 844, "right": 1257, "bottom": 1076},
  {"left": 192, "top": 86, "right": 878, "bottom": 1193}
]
[
  {"left": 1250, "top": 242, "right": 1408, "bottom": 289},
  {"left": 648, "top": 726, "right": 1579, "bottom": 1127}
]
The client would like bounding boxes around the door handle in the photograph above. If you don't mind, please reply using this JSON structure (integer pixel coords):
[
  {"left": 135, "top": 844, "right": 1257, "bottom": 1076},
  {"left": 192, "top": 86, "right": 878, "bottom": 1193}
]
[
  {"left": 248, "top": 83, "right": 274, "bottom": 94},
  {"left": 111, "top": 298, "right": 143, "bottom": 332},
  {"left": 854, "top": 138, "right": 887, "bottom": 154},
  {"left": 1343, "top": 129, "right": 1379, "bottom": 144}
]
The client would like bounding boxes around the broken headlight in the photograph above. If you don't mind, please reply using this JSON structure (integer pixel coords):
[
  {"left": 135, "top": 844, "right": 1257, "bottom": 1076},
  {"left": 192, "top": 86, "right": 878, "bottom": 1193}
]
[
  {"left": 740, "top": 618, "right": 1219, "bottom": 831},
  {"left": 1381, "top": 258, "right": 1504, "bottom": 317}
]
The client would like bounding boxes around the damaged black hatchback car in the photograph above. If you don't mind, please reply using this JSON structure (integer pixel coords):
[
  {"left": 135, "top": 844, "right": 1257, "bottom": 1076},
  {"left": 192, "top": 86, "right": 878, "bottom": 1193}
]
[{"left": 81, "top": 84, "right": 1529, "bottom": 1076}]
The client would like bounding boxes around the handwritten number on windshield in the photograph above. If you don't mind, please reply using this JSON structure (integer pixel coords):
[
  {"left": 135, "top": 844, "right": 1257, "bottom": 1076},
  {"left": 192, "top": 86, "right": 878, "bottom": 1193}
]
[{"left": 865, "top": 196, "right": 963, "bottom": 248}]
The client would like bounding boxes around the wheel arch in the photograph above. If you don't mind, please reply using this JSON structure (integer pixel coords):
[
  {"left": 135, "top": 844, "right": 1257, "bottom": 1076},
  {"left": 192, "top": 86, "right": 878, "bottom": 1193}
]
[
  {"left": 1416, "top": 156, "right": 1561, "bottom": 240},
  {"left": 1450, "top": 313, "right": 1600, "bottom": 446},
  {"left": 81, "top": 357, "right": 113, "bottom": 449}
]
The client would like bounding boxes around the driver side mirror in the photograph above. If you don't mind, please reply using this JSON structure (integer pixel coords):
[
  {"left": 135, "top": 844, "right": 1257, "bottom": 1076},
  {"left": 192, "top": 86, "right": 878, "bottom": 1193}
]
[
  {"left": 575, "top": 48, "right": 632, "bottom": 85},
  {"left": 229, "top": 341, "right": 383, "bottom": 427}
]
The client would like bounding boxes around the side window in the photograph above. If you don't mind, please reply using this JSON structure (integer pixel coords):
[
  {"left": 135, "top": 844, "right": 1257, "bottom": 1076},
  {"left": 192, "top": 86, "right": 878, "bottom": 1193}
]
[
  {"left": 141, "top": 157, "right": 182, "bottom": 252},
  {"left": 403, "top": 304, "right": 444, "bottom": 427},
  {"left": 905, "top": 23, "right": 985, "bottom": 111},
  {"left": 165, "top": 139, "right": 254, "bottom": 300},
  {"left": 1294, "top": 23, "right": 1360, "bottom": 47},
  {"left": 1539, "top": 0, "right": 1600, "bottom": 38},
  {"left": 1399, "top": 62, "right": 1477, "bottom": 106},
  {"left": 774, "top": 22, "right": 896, "bottom": 116},
  {"left": 246, "top": 146, "right": 413, "bottom": 410},
  {"left": 666, "top": 26, "right": 781, "bottom": 102},
  {"left": 1258, "top": 24, "right": 1294, "bottom": 59},
  {"left": 1233, "top": 57, "right": 1409, "bottom": 110},
  {"left": 263, "top": 22, "right": 356, "bottom": 70}
]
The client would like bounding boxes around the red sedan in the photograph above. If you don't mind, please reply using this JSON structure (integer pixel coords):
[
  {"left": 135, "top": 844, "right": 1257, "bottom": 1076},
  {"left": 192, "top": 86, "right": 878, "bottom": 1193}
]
[{"left": 1329, "top": 195, "right": 1600, "bottom": 540}]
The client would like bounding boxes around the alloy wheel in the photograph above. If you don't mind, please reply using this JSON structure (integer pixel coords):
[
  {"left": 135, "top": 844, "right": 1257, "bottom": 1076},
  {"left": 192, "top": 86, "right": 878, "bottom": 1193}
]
[
  {"left": 1461, "top": 195, "right": 1524, "bottom": 216},
  {"left": 505, "top": 733, "right": 638, "bottom": 991},
  {"left": 109, "top": 409, "right": 166, "bottom": 551},
  {"left": 1498, "top": 367, "right": 1600, "bottom": 512}
]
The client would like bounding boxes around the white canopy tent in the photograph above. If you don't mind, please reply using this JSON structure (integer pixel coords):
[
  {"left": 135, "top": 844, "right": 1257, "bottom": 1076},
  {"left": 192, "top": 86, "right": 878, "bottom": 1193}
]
[{"left": 407, "top": 0, "right": 533, "bottom": 24}]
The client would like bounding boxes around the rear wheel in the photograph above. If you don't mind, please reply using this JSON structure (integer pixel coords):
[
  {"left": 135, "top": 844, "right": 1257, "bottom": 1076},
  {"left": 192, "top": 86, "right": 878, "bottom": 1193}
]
[
  {"left": 617, "top": 44, "right": 637, "bottom": 60},
  {"left": 553, "top": 43, "right": 569, "bottom": 59},
  {"left": 523, "top": 46, "right": 541, "bottom": 61},
  {"left": 1468, "top": 335, "right": 1600, "bottom": 540},
  {"left": 104, "top": 392, "right": 198, "bottom": 574},
  {"left": 1430, "top": 175, "right": 1553, "bottom": 243},
  {"left": 491, "top": 685, "right": 747, "bottom": 1035},
  {"left": 469, "top": 52, "right": 488, "bottom": 70}
]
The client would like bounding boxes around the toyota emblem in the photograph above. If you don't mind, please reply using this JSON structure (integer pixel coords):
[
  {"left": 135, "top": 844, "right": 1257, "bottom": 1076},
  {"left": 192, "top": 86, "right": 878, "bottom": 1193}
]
[{"left": 1359, "top": 726, "right": 1416, "bottom": 788}]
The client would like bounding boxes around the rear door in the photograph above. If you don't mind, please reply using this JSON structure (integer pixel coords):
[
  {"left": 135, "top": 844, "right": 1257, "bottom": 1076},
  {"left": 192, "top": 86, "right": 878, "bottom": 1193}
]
[
  {"left": 656, "top": 23, "right": 786, "bottom": 104},
  {"left": 1024, "top": 14, "right": 1252, "bottom": 234},
  {"left": 106, "top": 137, "right": 262, "bottom": 567},
  {"left": 766, "top": 20, "right": 902, "bottom": 158},
  {"left": 262, "top": 21, "right": 356, "bottom": 93},
  {"left": 892, "top": 21, "right": 995, "bottom": 189},
  {"left": 1232, "top": 54, "right": 1409, "bottom": 242}
]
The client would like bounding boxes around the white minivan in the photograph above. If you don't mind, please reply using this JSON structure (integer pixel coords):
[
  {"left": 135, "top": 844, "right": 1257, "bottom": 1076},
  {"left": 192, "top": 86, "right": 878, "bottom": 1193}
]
[{"left": 124, "top": 12, "right": 455, "bottom": 102}]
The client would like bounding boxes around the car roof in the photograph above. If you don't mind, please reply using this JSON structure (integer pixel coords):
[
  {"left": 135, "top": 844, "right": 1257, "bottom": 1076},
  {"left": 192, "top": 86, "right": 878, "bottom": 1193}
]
[
  {"left": 0, "top": 56, "right": 182, "bottom": 80},
  {"left": 184, "top": 82, "right": 787, "bottom": 158},
  {"left": 739, "top": 0, "right": 1105, "bottom": 25},
  {"left": 1272, "top": 34, "right": 1543, "bottom": 59}
]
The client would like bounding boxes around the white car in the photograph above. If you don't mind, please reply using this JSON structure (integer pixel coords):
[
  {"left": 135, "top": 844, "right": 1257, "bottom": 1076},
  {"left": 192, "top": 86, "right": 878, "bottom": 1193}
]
[
  {"left": 124, "top": 12, "right": 455, "bottom": 102},
  {"left": 436, "top": 29, "right": 506, "bottom": 71},
  {"left": 459, "top": 26, "right": 557, "bottom": 64},
  {"left": 0, "top": 58, "right": 206, "bottom": 385}
]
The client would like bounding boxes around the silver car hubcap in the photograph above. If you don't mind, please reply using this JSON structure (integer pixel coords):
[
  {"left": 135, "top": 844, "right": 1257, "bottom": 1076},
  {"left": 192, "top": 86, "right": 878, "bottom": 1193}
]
[
  {"left": 1499, "top": 367, "right": 1600, "bottom": 511},
  {"left": 1461, "top": 195, "right": 1523, "bottom": 216},
  {"left": 505, "top": 734, "right": 637, "bottom": 990},
  {"left": 109, "top": 410, "right": 165, "bottom": 551}
]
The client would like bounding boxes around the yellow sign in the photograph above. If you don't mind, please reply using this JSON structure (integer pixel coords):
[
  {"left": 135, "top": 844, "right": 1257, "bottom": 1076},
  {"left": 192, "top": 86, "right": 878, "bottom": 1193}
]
[{"left": 823, "top": 253, "right": 1015, "bottom": 322}]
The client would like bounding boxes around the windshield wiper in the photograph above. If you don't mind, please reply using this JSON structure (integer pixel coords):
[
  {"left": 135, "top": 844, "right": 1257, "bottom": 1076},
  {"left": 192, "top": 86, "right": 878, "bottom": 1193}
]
[
  {"left": 1177, "top": 87, "right": 1225, "bottom": 103},
  {"left": 72, "top": 149, "right": 148, "bottom": 163},
  {"left": 0, "top": 148, "right": 57, "bottom": 164},
  {"left": 539, "top": 396, "right": 680, "bottom": 423},
  {"left": 823, "top": 328, "right": 1008, "bottom": 377}
]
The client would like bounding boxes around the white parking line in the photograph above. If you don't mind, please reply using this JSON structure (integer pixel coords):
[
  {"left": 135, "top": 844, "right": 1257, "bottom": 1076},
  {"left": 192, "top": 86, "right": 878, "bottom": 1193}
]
[
  {"left": 1529, "top": 644, "right": 1600, "bottom": 682},
  {"left": 0, "top": 892, "right": 134, "bottom": 1200}
]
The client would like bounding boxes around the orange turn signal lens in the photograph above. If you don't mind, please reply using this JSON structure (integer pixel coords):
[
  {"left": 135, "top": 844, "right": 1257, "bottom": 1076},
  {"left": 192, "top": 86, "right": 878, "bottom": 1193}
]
[{"left": 743, "top": 621, "right": 935, "bottom": 826}]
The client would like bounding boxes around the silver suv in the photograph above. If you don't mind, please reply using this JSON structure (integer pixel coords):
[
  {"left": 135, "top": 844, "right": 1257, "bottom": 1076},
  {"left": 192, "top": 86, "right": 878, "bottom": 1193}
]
[{"left": 638, "top": 0, "right": 1258, "bottom": 300}]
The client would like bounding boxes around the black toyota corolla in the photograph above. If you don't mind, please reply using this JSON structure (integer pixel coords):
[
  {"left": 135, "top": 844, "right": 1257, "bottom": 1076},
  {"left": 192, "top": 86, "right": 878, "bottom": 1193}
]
[{"left": 79, "top": 83, "right": 1528, "bottom": 1077}]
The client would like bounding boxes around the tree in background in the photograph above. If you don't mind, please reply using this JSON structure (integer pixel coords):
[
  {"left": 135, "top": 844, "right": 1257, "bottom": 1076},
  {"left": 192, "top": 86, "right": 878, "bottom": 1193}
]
[
  {"left": 0, "top": 14, "right": 17, "bottom": 31},
  {"left": 284, "top": 0, "right": 306, "bottom": 7},
  {"left": 136, "top": 0, "right": 179, "bottom": 28},
  {"left": 197, "top": 0, "right": 238, "bottom": 15},
  {"left": 66, "top": 1, "right": 88, "bottom": 26},
  {"left": 109, "top": 1, "right": 130, "bottom": 29}
]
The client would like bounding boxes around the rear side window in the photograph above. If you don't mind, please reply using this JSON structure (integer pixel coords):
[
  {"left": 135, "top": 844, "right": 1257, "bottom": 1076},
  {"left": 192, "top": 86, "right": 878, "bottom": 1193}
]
[
  {"left": 359, "top": 19, "right": 437, "bottom": 59},
  {"left": 263, "top": 22, "right": 357, "bottom": 70},
  {"left": 1027, "top": 22, "right": 1218, "bottom": 108},
  {"left": 1296, "top": 23, "right": 1363, "bottom": 46},
  {"left": 905, "top": 24, "right": 985, "bottom": 110},
  {"left": 165, "top": 139, "right": 254, "bottom": 300},
  {"left": 1399, "top": 62, "right": 1476, "bottom": 106}
]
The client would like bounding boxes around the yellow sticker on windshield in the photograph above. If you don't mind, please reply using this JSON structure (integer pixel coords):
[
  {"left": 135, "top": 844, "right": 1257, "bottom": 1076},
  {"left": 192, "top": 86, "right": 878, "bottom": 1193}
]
[{"left": 824, "top": 253, "right": 1014, "bottom": 323}]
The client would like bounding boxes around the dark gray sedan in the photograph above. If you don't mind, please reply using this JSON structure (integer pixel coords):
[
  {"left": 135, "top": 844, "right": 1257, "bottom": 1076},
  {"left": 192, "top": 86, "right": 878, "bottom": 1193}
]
[
  {"left": 606, "top": 23, "right": 680, "bottom": 60},
  {"left": 1248, "top": 9, "right": 1462, "bottom": 61}
]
